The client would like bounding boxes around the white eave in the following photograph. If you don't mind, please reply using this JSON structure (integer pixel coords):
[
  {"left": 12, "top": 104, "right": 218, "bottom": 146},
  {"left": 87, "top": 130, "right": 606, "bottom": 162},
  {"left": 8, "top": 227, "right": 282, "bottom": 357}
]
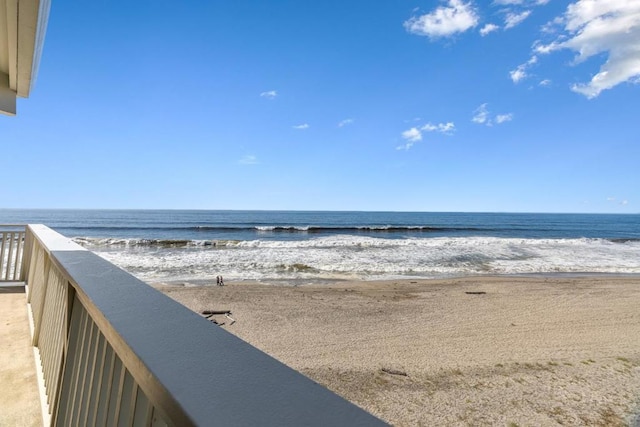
[{"left": 0, "top": 0, "right": 50, "bottom": 115}]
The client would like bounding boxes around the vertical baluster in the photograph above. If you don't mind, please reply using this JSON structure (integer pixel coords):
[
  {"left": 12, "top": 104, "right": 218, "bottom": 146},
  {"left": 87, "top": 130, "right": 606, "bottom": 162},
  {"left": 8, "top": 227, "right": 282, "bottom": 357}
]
[
  {"left": 0, "top": 232, "right": 6, "bottom": 279},
  {"left": 86, "top": 334, "right": 107, "bottom": 426},
  {"left": 116, "top": 370, "right": 135, "bottom": 427},
  {"left": 71, "top": 316, "right": 95, "bottom": 425},
  {"left": 48, "top": 274, "right": 66, "bottom": 413},
  {"left": 55, "top": 294, "right": 83, "bottom": 424},
  {"left": 12, "top": 231, "right": 24, "bottom": 280},
  {"left": 5, "top": 232, "right": 15, "bottom": 281},
  {"left": 96, "top": 346, "right": 116, "bottom": 427},
  {"left": 66, "top": 307, "right": 89, "bottom": 425},
  {"left": 132, "top": 386, "right": 152, "bottom": 427},
  {"left": 106, "top": 359, "right": 125, "bottom": 426},
  {"left": 78, "top": 323, "right": 100, "bottom": 425}
]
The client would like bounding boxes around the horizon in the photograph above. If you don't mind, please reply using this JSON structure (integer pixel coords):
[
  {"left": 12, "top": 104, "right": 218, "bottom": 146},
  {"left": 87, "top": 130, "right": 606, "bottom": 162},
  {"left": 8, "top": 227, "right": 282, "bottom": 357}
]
[{"left": 2, "top": 0, "right": 638, "bottom": 214}]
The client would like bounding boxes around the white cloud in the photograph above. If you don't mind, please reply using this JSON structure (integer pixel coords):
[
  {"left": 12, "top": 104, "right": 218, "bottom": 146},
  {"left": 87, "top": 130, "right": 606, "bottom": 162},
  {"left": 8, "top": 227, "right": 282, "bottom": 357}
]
[
  {"left": 472, "top": 104, "right": 513, "bottom": 126},
  {"left": 535, "top": 0, "right": 640, "bottom": 98},
  {"left": 495, "top": 113, "right": 514, "bottom": 123},
  {"left": 510, "top": 65, "right": 528, "bottom": 83},
  {"left": 539, "top": 78, "right": 552, "bottom": 86},
  {"left": 239, "top": 155, "right": 259, "bottom": 165},
  {"left": 540, "top": 16, "right": 564, "bottom": 34},
  {"left": 472, "top": 103, "right": 490, "bottom": 124},
  {"left": 421, "top": 122, "right": 456, "bottom": 134},
  {"left": 504, "top": 10, "right": 532, "bottom": 28},
  {"left": 259, "top": 90, "right": 277, "bottom": 99},
  {"left": 401, "top": 127, "right": 423, "bottom": 142},
  {"left": 338, "top": 118, "right": 354, "bottom": 127},
  {"left": 510, "top": 55, "right": 538, "bottom": 83},
  {"left": 404, "top": 0, "right": 479, "bottom": 39},
  {"left": 606, "top": 197, "right": 629, "bottom": 206},
  {"left": 494, "top": 0, "right": 549, "bottom": 5},
  {"left": 480, "top": 23, "right": 500, "bottom": 36},
  {"left": 293, "top": 123, "right": 309, "bottom": 130},
  {"left": 396, "top": 141, "right": 416, "bottom": 151},
  {"left": 398, "top": 121, "right": 455, "bottom": 149}
]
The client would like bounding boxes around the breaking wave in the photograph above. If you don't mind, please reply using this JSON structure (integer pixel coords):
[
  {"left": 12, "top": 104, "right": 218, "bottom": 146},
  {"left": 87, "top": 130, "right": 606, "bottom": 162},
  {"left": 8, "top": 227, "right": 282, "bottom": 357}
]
[{"left": 82, "top": 235, "right": 640, "bottom": 283}]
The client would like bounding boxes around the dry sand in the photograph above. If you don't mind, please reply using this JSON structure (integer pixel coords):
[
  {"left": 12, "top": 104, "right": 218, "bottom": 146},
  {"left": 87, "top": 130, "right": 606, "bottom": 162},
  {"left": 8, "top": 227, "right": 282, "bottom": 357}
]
[
  {"left": 0, "top": 289, "right": 42, "bottom": 427},
  {"left": 157, "top": 276, "right": 640, "bottom": 426}
]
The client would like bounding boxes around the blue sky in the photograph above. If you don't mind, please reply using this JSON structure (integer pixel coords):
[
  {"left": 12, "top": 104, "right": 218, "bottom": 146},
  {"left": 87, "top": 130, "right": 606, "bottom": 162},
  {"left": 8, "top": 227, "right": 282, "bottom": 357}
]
[{"left": 2, "top": 0, "right": 638, "bottom": 213}]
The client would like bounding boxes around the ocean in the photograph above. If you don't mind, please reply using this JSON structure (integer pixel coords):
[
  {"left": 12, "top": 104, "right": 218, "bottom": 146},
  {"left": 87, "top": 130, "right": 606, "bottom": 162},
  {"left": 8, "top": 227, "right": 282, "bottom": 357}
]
[{"left": 1, "top": 209, "right": 639, "bottom": 284}]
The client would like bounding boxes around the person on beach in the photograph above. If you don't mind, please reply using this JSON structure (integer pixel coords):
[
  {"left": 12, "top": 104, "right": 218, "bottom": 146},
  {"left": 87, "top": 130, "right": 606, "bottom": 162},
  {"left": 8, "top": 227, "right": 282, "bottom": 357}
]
[
  {"left": 219, "top": 276, "right": 224, "bottom": 286},
  {"left": 216, "top": 275, "right": 220, "bottom": 286}
]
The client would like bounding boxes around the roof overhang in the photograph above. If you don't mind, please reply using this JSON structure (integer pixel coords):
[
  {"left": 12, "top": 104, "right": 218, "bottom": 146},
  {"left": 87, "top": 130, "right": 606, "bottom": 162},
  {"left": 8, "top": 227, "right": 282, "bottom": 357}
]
[{"left": 0, "top": 0, "right": 50, "bottom": 115}]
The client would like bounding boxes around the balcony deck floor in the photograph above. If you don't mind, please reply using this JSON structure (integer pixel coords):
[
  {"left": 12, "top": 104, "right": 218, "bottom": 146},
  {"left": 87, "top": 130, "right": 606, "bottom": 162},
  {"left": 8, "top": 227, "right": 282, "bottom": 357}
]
[{"left": 0, "top": 284, "right": 43, "bottom": 427}]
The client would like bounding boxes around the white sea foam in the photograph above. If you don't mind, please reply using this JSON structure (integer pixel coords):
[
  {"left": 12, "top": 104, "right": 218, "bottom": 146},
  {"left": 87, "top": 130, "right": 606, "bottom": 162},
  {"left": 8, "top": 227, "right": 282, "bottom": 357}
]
[{"left": 87, "top": 235, "right": 640, "bottom": 283}]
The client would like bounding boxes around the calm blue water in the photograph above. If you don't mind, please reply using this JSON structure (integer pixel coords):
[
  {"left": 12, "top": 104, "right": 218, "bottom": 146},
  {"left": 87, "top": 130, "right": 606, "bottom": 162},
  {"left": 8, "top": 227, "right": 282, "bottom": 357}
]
[
  {"left": 1, "top": 209, "right": 638, "bottom": 240},
  {"left": 1, "top": 209, "right": 639, "bottom": 283}
]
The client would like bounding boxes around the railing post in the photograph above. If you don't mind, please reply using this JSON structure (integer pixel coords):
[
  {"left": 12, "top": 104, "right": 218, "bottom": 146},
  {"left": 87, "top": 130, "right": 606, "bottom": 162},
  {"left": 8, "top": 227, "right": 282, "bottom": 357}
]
[
  {"left": 32, "top": 255, "right": 51, "bottom": 347},
  {"left": 21, "top": 226, "right": 33, "bottom": 282}
]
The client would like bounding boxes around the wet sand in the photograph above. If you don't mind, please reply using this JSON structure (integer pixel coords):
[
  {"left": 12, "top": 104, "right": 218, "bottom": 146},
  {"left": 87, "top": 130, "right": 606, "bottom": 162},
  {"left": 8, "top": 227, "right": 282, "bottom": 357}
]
[{"left": 157, "top": 276, "right": 640, "bottom": 426}]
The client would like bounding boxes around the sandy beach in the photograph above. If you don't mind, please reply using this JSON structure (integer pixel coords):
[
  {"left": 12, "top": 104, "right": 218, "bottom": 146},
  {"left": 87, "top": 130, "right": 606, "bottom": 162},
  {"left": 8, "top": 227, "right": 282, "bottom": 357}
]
[{"left": 157, "top": 276, "right": 640, "bottom": 426}]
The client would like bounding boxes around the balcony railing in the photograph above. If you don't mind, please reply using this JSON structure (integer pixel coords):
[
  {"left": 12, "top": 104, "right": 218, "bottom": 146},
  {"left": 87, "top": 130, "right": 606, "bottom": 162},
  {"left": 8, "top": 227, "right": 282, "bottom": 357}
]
[
  {"left": 0, "top": 225, "right": 26, "bottom": 281},
  {"left": 15, "top": 224, "right": 386, "bottom": 426}
]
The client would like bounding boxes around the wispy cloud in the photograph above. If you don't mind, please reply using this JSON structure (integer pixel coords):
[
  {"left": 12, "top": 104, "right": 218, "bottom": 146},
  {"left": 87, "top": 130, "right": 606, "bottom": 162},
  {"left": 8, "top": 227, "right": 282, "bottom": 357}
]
[
  {"left": 510, "top": 65, "right": 528, "bottom": 83},
  {"left": 421, "top": 122, "right": 456, "bottom": 134},
  {"left": 238, "top": 155, "right": 259, "bottom": 165},
  {"left": 480, "top": 23, "right": 500, "bottom": 36},
  {"left": 338, "top": 118, "right": 354, "bottom": 127},
  {"left": 472, "top": 103, "right": 490, "bottom": 124},
  {"left": 509, "top": 55, "right": 538, "bottom": 83},
  {"left": 495, "top": 113, "right": 514, "bottom": 123},
  {"left": 396, "top": 141, "right": 416, "bottom": 151},
  {"left": 404, "top": 0, "right": 479, "bottom": 39},
  {"left": 260, "top": 90, "right": 278, "bottom": 99},
  {"left": 494, "top": 0, "right": 549, "bottom": 6},
  {"left": 402, "top": 127, "right": 423, "bottom": 142},
  {"left": 539, "top": 78, "right": 552, "bottom": 86},
  {"left": 607, "top": 197, "right": 630, "bottom": 206},
  {"left": 534, "top": 0, "right": 640, "bottom": 98},
  {"left": 397, "top": 122, "right": 456, "bottom": 150},
  {"left": 504, "top": 10, "right": 532, "bottom": 29},
  {"left": 293, "top": 123, "right": 309, "bottom": 130},
  {"left": 472, "top": 104, "right": 513, "bottom": 126}
]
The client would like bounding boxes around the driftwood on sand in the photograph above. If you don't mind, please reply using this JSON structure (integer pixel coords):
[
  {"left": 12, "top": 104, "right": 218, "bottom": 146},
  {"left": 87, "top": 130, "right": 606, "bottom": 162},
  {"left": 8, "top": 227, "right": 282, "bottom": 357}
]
[
  {"left": 201, "top": 310, "right": 236, "bottom": 325},
  {"left": 381, "top": 367, "right": 408, "bottom": 377}
]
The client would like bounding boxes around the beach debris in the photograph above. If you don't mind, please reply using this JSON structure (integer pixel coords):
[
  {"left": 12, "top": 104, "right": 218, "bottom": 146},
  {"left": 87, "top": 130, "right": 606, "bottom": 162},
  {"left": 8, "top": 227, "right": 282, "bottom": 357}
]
[
  {"left": 201, "top": 310, "right": 233, "bottom": 326},
  {"left": 465, "top": 291, "right": 486, "bottom": 295},
  {"left": 380, "top": 367, "right": 408, "bottom": 377}
]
